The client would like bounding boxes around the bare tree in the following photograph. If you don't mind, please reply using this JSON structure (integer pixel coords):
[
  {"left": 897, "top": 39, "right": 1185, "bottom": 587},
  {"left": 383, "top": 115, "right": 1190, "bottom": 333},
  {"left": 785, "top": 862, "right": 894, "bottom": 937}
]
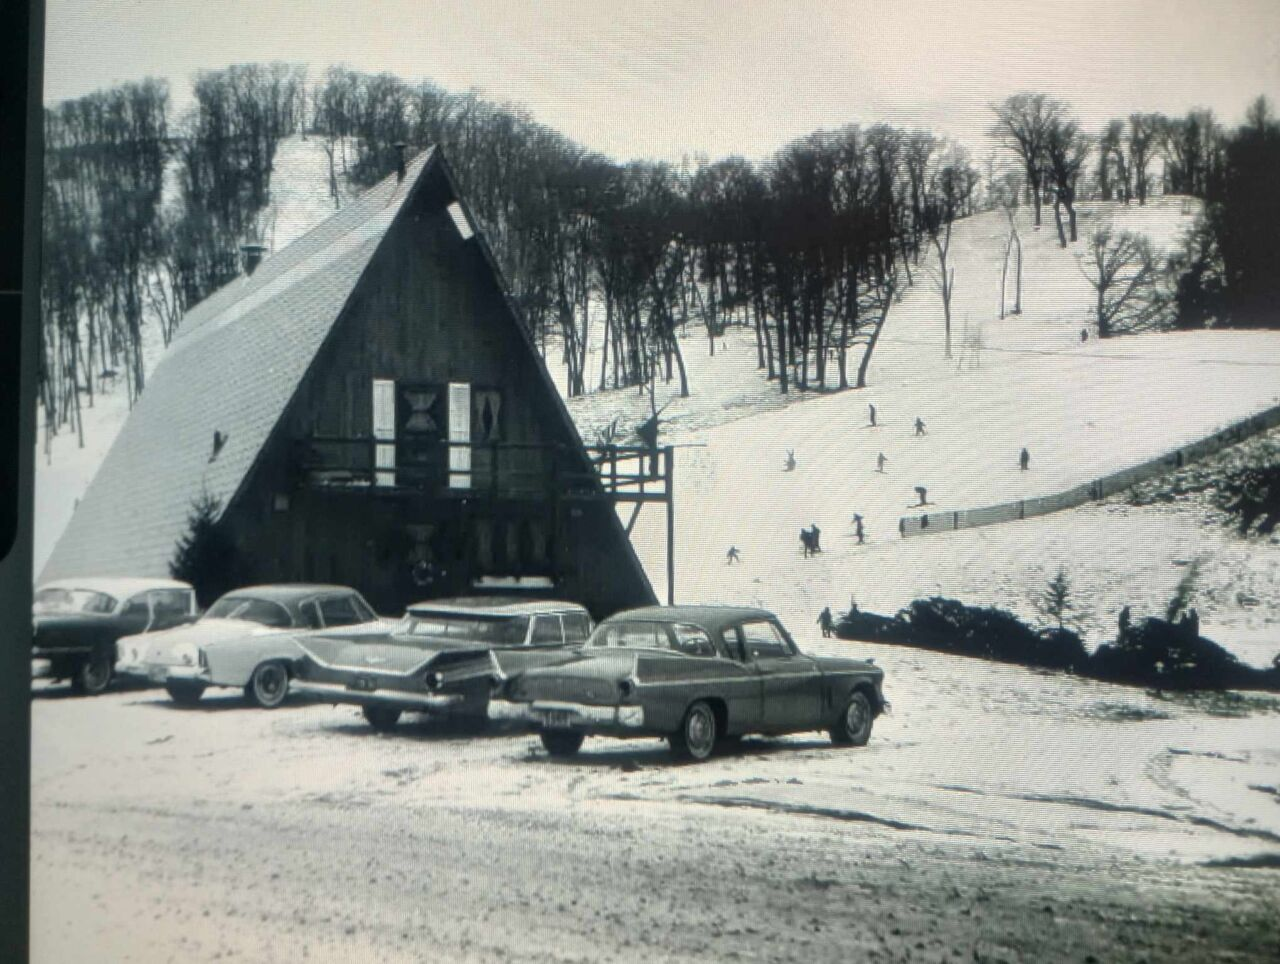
[
  {"left": 991, "top": 93, "right": 1058, "bottom": 228},
  {"left": 999, "top": 200, "right": 1022, "bottom": 318},
  {"left": 1079, "top": 228, "right": 1171, "bottom": 337},
  {"left": 1128, "top": 114, "right": 1157, "bottom": 205},
  {"left": 1099, "top": 119, "right": 1130, "bottom": 203},
  {"left": 922, "top": 152, "right": 970, "bottom": 357},
  {"left": 1044, "top": 114, "right": 1089, "bottom": 246}
]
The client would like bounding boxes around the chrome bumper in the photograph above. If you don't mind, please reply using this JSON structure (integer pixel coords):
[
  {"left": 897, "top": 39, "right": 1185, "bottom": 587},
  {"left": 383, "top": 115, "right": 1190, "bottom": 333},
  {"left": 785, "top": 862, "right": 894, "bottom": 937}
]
[
  {"left": 291, "top": 680, "right": 467, "bottom": 712},
  {"left": 140, "top": 663, "right": 209, "bottom": 684},
  {"left": 31, "top": 659, "right": 53, "bottom": 680},
  {"left": 488, "top": 699, "right": 645, "bottom": 729}
]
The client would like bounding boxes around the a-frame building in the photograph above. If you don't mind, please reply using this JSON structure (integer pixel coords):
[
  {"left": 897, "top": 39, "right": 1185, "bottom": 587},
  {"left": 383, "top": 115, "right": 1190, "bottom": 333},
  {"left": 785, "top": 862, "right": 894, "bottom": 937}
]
[{"left": 40, "top": 148, "right": 658, "bottom": 618}]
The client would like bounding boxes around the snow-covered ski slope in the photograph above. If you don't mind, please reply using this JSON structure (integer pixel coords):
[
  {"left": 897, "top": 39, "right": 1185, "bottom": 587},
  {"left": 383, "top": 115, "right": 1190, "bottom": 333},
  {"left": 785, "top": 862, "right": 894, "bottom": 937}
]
[{"left": 560, "top": 198, "right": 1280, "bottom": 658}]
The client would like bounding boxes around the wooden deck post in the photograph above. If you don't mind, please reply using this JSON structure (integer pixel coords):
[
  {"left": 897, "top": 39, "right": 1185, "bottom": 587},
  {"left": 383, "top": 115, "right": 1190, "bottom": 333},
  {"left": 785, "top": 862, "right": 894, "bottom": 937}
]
[{"left": 664, "top": 445, "right": 674, "bottom": 605}]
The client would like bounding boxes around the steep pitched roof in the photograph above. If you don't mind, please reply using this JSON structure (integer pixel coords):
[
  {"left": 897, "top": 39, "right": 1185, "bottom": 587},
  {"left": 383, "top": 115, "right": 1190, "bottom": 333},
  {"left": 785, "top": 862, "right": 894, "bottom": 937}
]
[{"left": 40, "top": 151, "right": 435, "bottom": 583}]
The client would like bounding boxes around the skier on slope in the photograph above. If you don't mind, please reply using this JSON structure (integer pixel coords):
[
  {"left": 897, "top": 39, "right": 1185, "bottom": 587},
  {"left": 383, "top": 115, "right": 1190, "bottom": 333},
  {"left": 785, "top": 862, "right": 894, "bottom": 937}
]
[{"left": 817, "top": 607, "right": 835, "bottom": 638}]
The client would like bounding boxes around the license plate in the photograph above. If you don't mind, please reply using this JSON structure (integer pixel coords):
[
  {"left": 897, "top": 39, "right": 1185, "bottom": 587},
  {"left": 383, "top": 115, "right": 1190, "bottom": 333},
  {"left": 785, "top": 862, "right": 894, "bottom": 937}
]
[
  {"left": 540, "top": 710, "right": 575, "bottom": 729},
  {"left": 348, "top": 676, "right": 378, "bottom": 693},
  {"left": 148, "top": 666, "right": 167, "bottom": 683}
]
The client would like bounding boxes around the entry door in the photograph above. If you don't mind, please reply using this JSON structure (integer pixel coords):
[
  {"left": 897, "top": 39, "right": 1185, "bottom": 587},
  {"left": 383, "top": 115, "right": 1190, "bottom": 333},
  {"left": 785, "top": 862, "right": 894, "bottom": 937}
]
[
  {"left": 448, "top": 381, "right": 471, "bottom": 489},
  {"left": 741, "top": 619, "right": 822, "bottom": 731},
  {"left": 372, "top": 379, "right": 396, "bottom": 487}
]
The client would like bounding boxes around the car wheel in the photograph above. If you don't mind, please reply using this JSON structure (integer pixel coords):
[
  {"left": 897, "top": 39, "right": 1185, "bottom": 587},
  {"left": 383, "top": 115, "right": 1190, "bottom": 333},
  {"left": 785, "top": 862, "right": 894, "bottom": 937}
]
[
  {"left": 540, "top": 730, "right": 584, "bottom": 757},
  {"left": 245, "top": 661, "right": 289, "bottom": 709},
  {"left": 671, "top": 700, "right": 718, "bottom": 761},
  {"left": 70, "top": 651, "right": 112, "bottom": 695},
  {"left": 164, "top": 680, "right": 206, "bottom": 705},
  {"left": 830, "top": 691, "right": 874, "bottom": 746},
  {"left": 362, "top": 705, "right": 402, "bottom": 732}
]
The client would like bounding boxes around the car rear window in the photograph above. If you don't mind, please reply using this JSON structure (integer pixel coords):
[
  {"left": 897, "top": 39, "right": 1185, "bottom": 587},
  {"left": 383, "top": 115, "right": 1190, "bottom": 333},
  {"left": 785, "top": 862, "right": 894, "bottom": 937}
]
[
  {"left": 34, "top": 588, "right": 117, "bottom": 614},
  {"left": 530, "top": 615, "right": 563, "bottom": 646},
  {"left": 205, "top": 596, "right": 293, "bottom": 628},
  {"left": 588, "top": 621, "right": 677, "bottom": 652},
  {"left": 318, "top": 594, "right": 363, "bottom": 627},
  {"left": 562, "top": 612, "right": 591, "bottom": 644},
  {"left": 402, "top": 614, "right": 529, "bottom": 645},
  {"left": 150, "top": 589, "right": 192, "bottom": 618}
]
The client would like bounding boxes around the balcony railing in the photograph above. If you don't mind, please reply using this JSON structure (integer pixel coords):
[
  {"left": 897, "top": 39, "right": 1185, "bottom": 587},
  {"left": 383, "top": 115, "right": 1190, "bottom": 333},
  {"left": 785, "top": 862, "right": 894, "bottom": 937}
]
[{"left": 294, "top": 436, "right": 672, "bottom": 502}]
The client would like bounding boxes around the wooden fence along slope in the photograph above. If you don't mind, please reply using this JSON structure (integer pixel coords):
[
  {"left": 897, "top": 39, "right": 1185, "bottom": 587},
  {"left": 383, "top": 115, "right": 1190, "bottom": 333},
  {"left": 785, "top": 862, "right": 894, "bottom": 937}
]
[{"left": 898, "top": 405, "right": 1280, "bottom": 538}]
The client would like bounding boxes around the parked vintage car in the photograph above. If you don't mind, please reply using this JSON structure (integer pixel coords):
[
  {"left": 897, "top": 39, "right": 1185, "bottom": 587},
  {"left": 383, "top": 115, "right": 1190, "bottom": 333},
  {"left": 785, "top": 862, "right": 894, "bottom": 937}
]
[
  {"left": 119, "top": 584, "right": 385, "bottom": 707},
  {"left": 32, "top": 578, "right": 198, "bottom": 694},
  {"left": 489, "top": 605, "right": 888, "bottom": 761},
  {"left": 290, "top": 597, "right": 593, "bottom": 731}
]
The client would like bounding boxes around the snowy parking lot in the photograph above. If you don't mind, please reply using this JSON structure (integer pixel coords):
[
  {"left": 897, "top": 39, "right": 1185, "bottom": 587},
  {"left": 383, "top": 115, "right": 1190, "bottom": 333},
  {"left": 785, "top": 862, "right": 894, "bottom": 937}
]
[{"left": 31, "top": 632, "right": 1280, "bottom": 963}]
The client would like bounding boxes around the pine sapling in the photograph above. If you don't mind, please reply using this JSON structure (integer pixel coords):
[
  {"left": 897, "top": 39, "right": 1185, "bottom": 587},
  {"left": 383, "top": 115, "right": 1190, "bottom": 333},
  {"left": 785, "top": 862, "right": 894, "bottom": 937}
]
[{"left": 1035, "top": 566, "right": 1074, "bottom": 630}]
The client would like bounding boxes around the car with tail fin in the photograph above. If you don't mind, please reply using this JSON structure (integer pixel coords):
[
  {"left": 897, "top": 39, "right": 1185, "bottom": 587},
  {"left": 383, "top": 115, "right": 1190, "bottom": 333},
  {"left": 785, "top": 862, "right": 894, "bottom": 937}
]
[{"left": 290, "top": 597, "right": 592, "bottom": 731}]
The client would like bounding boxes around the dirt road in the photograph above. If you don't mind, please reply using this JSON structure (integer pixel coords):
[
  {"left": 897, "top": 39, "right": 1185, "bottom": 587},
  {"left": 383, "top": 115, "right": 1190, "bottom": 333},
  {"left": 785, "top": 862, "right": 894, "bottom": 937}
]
[{"left": 31, "top": 648, "right": 1280, "bottom": 963}]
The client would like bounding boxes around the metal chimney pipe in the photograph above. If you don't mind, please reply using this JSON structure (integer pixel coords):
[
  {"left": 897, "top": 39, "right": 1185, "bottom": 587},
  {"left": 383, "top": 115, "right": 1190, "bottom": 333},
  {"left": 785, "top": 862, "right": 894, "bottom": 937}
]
[
  {"left": 240, "top": 243, "right": 268, "bottom": 276},
  {"left": 393, "top": 142, "right": 408, "bottom": 183}
]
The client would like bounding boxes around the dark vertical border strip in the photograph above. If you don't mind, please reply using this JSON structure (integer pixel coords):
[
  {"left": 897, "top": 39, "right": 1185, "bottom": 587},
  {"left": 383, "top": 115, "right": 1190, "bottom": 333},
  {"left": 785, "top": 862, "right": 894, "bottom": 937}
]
[{"left": 0, "top": 0, "right": 41, "bottom": 960}]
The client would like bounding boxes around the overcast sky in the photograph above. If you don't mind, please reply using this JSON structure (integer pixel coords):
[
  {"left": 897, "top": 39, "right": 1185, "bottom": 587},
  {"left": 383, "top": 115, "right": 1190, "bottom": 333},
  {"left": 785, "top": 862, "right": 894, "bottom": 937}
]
[{"left": 44, "top": 0, "right": 1280, "bottom": 164}]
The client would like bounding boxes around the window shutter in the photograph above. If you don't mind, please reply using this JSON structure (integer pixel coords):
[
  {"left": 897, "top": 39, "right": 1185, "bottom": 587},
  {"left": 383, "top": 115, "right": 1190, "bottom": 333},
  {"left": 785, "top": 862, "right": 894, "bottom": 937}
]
[
  {"left": 373, "top": 379, "right": 396, "bottom": 487},
  {"left": 448, "top": 382, "right": 472, "bottom": 488}
]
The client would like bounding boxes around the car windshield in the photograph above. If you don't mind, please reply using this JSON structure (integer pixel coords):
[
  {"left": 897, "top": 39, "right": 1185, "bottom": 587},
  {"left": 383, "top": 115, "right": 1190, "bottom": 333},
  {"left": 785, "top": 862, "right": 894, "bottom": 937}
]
[
  {"left": 203, "top": 596, "right": 294, "bottom": 628},
  {"left": 398, "top": 613, "right": 530, "bottom": 645},
  {"left": 34, "top": 588, "right": 118, "bottom": 615}
]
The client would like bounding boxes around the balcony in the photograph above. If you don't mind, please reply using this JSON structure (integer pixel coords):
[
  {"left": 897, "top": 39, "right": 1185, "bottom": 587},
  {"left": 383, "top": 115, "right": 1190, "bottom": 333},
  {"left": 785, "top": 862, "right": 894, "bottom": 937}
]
[{"left": 294, "top": 437, "right": 672, "bottom": 503}]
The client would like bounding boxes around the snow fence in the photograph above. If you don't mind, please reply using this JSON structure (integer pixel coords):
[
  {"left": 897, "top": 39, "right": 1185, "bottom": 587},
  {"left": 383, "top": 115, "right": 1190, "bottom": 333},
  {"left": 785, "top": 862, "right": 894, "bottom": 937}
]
[{"left": 898, "top": 404, "right": 1280, "bottom": 539}]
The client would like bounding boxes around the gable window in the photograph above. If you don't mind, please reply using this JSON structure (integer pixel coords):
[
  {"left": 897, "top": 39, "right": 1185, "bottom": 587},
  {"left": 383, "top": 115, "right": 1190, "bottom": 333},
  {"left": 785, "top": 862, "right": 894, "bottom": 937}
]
[
  {"left": 448, "top": 381, "right": 472, "bottom": 489},
  {"left": 446, "top": 201, "right": 474, "bottom": 240},
  {"left": 372, "top": 379, "right": 396, "bottom": 487}
]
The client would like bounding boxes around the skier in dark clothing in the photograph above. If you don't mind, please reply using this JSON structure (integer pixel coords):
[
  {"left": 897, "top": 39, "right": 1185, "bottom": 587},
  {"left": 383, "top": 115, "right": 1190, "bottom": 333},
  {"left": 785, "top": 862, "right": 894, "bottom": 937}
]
[
  {"left": 876, "top": 452, "right": 887, "bottom": 473},
  {"left": 914, "top": 486, "right": 929, "bottom": 506},
  {"left": 868, "top": 403, "right": 877, "bottom": 427},
  {"left": 1019, "top": 447, "right": 1030, "bottom": 471},
  {"left": 726, "top": 546, "right": 741, "bottom": 565},
  {"left": 783, "top": 449, "right": 796, "bottom": 472},
  {"left": 914, "top": 417, "right": 926, "bottom": 436},
  {"left": 818, "top": 607, "right": 835, "bottom": 638},
  {"left": 852, "top": 513, "right": 865, "bottom": 544}
]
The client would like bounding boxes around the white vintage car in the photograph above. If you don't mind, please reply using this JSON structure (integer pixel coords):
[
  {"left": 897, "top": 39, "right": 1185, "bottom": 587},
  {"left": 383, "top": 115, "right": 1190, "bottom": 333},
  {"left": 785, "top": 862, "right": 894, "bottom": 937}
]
[{"left": 117, "top": 584, "right": 387, "bottom": 707}]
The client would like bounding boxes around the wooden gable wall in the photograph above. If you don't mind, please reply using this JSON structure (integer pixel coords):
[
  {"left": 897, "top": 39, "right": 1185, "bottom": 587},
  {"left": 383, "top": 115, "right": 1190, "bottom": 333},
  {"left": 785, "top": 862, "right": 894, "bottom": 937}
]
[{"left": 220, "top": 161, "right": 656, "bottom": 618}]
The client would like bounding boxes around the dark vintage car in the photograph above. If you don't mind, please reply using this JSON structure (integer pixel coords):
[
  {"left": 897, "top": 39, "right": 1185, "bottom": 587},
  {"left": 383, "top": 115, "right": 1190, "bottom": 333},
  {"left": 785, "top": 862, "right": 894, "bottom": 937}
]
[
  {"left": 489, "top": 605, "right": 887, "bottom": 761},
  {"left": 120, "top": 584, "right": 388, "bottom": 707},
  {"left": 290, "top": 597, "right": 593, "bottom": 731},
  {"left": 32, "top": 578, "right": 198, "bottom": 694}
]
